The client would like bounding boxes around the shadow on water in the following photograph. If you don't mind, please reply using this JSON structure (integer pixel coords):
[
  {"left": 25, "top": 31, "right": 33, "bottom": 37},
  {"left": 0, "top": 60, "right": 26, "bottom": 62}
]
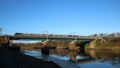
[
  {"left": 49, "top": 49, "right": 120, "bottom": 68},
  {"left": 83, "top": 50, "right": 120, "bottom": 67},
  {"left": 22, "top": 47, "right": 120, "bottom": 68}
]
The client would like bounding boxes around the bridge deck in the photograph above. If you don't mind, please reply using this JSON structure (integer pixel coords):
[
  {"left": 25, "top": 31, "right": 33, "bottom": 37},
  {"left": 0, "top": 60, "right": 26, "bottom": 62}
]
[{"left": 8, "top": 35, "right": 96, "bottom": 40}]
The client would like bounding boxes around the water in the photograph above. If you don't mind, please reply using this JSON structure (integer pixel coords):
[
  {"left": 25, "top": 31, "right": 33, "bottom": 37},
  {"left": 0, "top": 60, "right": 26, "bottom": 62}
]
[
  {"left": 21, "top": 49, "right": 120, "bottom": 68},
  {"left": 12, "top": 39, "right": 43, "bottom": 44},
  {"left": 12, "top": 39, "right": 90, "bottom": 44}
]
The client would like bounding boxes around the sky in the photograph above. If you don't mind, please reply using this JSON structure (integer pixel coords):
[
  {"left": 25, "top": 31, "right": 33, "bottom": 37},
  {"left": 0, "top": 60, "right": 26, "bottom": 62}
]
[{"left": 0, "top": 0, "right": 120, "bottom": 35}]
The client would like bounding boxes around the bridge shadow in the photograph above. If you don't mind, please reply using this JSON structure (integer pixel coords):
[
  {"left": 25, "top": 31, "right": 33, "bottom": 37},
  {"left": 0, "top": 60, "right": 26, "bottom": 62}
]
[{"left": 76, "top": 41, "right": 91, "bottom": 52}]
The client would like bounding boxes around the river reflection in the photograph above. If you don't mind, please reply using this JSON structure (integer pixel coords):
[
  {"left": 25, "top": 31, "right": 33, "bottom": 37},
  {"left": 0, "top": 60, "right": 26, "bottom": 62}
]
[{"left": 22, "top": 49, "right": 120, "bottom": 68}]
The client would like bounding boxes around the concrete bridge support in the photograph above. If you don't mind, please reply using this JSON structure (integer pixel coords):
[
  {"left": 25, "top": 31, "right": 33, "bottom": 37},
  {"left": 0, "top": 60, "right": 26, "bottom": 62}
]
[
  {"left": 42, "top": 41, "right": 48, "bottom": 47},
  {"left": 69, "top": 41, "right": 80, "bottom": 51}
]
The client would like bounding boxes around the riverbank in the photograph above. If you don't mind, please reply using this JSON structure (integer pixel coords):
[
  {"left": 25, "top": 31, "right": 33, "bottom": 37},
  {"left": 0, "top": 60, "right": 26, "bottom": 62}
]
[
  {"left": 85, "top": 37, "right": 120, "bottom": 50},
  {"left": 0, "top": 48, "right": 61, "bottom": 68}
]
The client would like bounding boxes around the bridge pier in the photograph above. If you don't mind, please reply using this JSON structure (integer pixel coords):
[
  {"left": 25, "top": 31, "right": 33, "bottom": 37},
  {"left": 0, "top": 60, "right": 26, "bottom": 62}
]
[
  {"left": 69, "top": 41, "right": 80, "bottom": 51},
  {"left": 42, "top": 40, "right": 48, "bottom": 47}
]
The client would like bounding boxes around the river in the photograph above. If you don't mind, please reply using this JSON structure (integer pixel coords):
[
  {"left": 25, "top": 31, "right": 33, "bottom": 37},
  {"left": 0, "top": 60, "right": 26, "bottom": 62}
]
[
  {"left": 13, "top": 39, "right": 120, "bottom": 68},
  {"left": 21, "top": 49, "right": 120, "bottom": 68},
  {"left": 12, "top": 39, "right": 43, "bottom": 44}
]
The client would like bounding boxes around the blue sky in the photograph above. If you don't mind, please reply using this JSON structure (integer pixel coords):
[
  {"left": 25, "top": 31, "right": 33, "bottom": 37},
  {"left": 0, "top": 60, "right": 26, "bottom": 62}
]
[{"left": 0, "top": 0, "right": 120, "bottom": 35}]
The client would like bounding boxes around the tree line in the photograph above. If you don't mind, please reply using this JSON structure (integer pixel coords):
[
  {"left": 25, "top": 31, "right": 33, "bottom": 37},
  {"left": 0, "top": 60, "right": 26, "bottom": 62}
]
[{"left": 89, "top": 32, "right": 120, "bottom": 38}]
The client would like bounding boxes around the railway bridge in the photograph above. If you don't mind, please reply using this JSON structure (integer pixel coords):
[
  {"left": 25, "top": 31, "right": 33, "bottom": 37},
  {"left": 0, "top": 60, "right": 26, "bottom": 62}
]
[{"left": 0, "top": 34, "right": 100, "bottom": 50}]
